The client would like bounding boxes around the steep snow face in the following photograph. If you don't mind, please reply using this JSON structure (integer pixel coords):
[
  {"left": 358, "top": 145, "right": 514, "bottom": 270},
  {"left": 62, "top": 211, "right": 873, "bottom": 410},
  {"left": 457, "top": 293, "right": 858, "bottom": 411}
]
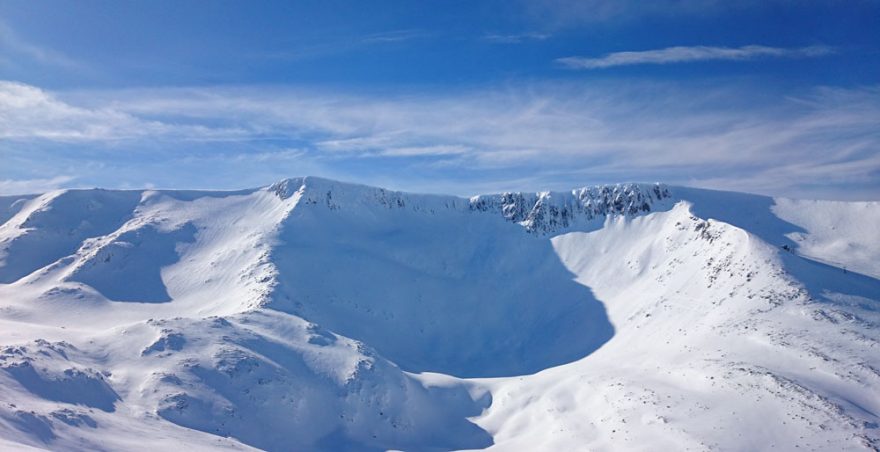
[{"left": 0, "top": 177, "right": 877, "bottom": 451}]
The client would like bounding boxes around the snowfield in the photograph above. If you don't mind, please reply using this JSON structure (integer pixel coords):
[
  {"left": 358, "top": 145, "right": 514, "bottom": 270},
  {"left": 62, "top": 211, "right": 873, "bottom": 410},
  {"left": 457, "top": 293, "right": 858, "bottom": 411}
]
[{"left": 0, "top": 176, "right": 877, "bottom": 451}]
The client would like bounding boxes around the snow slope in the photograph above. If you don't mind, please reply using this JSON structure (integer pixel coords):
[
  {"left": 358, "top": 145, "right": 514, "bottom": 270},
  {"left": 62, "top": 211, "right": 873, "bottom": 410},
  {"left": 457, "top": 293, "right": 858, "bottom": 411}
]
[{"left": 0, "top": 177, "right": 877, "bottom": 451}]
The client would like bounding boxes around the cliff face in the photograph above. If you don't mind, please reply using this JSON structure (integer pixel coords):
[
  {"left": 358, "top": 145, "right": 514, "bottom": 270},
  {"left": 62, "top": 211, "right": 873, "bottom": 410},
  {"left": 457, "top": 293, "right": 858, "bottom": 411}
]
[{"left": 470, "top": 183, "right": 672, "bottom": 234}]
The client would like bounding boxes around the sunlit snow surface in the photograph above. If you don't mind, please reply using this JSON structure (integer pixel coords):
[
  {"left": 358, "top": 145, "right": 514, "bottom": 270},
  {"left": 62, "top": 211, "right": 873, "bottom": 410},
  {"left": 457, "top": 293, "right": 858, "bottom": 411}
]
[{"left": 0, "top": 177, "right": 877, "bottom": 451}]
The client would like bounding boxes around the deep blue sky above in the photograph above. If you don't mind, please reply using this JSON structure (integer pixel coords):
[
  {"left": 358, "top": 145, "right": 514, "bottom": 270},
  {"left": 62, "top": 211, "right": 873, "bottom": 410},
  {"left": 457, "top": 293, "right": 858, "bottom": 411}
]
[{"left": 1, "top": 0, "right": 879, "bottom": 199}]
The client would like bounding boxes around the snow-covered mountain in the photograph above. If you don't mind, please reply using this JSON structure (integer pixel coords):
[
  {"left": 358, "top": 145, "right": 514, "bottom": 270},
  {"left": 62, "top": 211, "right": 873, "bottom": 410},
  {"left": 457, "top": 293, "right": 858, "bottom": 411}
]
[{"left": 0, "top": 176, "right": 877, "bottom": 451}]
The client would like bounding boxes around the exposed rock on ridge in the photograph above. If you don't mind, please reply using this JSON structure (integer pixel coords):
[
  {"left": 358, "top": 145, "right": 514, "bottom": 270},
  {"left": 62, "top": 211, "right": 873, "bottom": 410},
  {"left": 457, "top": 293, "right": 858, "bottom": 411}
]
[{"left": 470, "top": 183, "right": 671, "bottom": 234}]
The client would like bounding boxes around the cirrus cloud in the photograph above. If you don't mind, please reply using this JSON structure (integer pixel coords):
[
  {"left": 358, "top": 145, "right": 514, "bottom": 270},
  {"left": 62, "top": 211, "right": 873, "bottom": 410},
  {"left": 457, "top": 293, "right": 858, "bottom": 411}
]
[{"left": 557, "top": 45, "right": 834, "bottom": 69}]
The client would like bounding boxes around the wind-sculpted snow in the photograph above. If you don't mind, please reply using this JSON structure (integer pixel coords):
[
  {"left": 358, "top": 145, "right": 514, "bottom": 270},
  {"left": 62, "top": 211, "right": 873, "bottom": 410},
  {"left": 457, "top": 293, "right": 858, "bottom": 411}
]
[{"left": 0, "top": 177, "right": 877, "bottom": 451}]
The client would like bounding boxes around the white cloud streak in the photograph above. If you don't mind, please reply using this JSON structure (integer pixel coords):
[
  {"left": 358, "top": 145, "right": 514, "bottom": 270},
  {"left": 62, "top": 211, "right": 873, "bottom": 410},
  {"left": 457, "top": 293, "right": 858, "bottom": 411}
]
[
  {"left": 0, "top": 81, "right": 247, "bottom": 141},
  {"left": 379, "top": 145, "right": 471, "bottom": 157},
  {"left": 558, "top": 45, "right": 834, "bottom": 69},
  {"left": 255, "top": 29, "right": 429, "bottom": 62},
  {"left": 483, "top": 32, "right": 550, "bottom": 44},
  {"left": 1, "top": 80, "right": 878, "bottom": 199},
  {"left": 360, "top": 29, "right": 429, "bottom": 44}
]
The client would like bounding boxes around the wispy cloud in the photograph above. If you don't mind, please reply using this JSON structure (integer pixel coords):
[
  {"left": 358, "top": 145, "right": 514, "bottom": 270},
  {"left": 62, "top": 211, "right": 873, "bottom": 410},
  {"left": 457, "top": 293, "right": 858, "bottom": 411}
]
[
  {"left": 483, "top": 32, "right": 550, "bottom": 44},
  {"left": 360, "top": 29, "right": 429, "bottom": 44},
  {"left": 558, "top": 45, "right": 834, "bottom": 69},
  {"left": 1, "top": 80, "right": 878, "bottom": 199},
  {"left": 0, "top": 81, "right": 247, "bottom": 141},
  {"left": 379, "top": 145, "right": 471, "bottom": 157},
  {"left": 255, "top": 29, "right": 428, "bottom": 62}
]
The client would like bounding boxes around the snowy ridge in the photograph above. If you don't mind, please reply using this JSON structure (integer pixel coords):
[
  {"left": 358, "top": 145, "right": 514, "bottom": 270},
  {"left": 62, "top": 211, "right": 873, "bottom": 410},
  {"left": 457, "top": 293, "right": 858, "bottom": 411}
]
[
  {"left": 0, "top": 177, "right": 877, "bottom": 451},
  {"left": 270, "top": 176, "right": 674, "bottom": 235}
]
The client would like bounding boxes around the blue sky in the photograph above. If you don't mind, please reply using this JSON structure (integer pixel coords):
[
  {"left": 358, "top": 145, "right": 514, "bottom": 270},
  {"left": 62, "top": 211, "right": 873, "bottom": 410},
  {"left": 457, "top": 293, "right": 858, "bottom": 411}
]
[{"left": 1, "top": 0, "right": 878, "bottom": 199}]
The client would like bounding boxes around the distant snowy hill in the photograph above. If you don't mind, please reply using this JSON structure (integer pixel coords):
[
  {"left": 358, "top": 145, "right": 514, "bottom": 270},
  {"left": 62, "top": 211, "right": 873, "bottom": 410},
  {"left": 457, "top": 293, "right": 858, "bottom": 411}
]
[{"left": 0, "top": 177, "right": 877, "bottom": 451}]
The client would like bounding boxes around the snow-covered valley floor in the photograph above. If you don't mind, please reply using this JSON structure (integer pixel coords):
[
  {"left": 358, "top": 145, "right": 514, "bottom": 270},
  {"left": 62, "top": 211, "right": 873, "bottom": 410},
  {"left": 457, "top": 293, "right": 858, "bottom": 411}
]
[{"left": 0, "top": 177, "right": 877, "bottom": 451}]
